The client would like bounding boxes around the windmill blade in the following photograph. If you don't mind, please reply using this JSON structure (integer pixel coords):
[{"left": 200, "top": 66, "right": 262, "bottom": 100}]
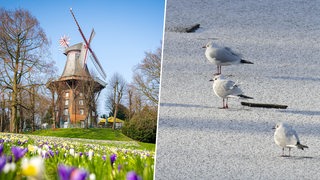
[
  {"left": 70, "top": 8, "right": 90, "bottom": 47},
  {"left": 83, "top": 29, "right": 95, "bottom": 66},
  {"left": 70, "top": 8, "right": 106, "bottom": 79},
  {"left": 88, "top": 28, "right": 95, "bottom": 44},
  {"left": 89, "top": 53, "right": 106, "bottom": 79}
]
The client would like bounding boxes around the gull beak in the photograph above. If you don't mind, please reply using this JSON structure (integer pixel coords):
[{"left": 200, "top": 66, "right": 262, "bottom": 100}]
[
  {"left": 202, "top": 45, "right": 206, "bottom": 48},
  {"left": 209, "top": 79, "right": 214, "bottom": 82},
  {"left": 272, "top": 126, "right": 276, "bottom": 129}
]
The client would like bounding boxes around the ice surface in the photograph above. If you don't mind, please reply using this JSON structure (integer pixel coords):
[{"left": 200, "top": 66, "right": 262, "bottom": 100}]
[{"left": 155, "top": 0, "right": 320, "bottom": 179}]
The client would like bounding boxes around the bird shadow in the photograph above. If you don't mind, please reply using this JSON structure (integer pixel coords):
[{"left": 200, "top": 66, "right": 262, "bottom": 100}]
[
  {"left": 160, "top": 102, "right": 212, "bottom": 109},
  {"left": 279, "top": 155, "right": 314, "bottom": 160},
  {"left": 279, "top": 109, "right": 320, "bottom": 116},
  {"left": 269, "top": 76, "right": 320, "bottom": 82}
]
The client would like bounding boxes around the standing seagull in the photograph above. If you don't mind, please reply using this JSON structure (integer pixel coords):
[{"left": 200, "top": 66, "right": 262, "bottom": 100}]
[
  {"left": 209, "top": 75, "right": 253, "bottom": 109},
  {"left": 203, "top": 41, "right": 253, "bottom": 75},
  {"left": 273, "top": 122, "right": 308, "bottom": 157}
]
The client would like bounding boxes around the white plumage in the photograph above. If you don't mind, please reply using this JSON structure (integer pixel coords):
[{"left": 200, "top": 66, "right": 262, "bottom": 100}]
[
  {"left": 203, "top": 41, "right": 253, "bottom": 74},
  {"left": 210, "top": 75, "right": 253, "bottom": 109},
  {"left": 273, "top": 122, "right": 308, "bottom": 156}
]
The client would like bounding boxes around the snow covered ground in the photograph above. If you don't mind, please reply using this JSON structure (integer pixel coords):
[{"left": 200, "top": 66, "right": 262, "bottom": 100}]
[{"left": 155, "top": 0, "right": 320, "bottom": 179}]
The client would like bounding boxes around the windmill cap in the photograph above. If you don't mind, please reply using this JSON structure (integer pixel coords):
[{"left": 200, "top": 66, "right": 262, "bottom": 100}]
[{"left": 63, "top": 42, "right": 83, "bottom": 55}]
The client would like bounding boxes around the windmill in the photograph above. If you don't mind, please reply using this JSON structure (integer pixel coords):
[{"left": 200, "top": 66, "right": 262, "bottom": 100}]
[
  {"left": 69, "top": 8, "right": 106, "bottom": 80},
  {"left": 47, "top": 8, "right": 107, "bottom": 128}
]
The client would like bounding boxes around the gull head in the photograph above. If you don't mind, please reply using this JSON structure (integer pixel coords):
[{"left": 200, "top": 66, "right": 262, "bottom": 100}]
[
  {"left": 273, "top": 122, "right": 284, "bottom": 130},
  {"left": 209, "top": 74, "right": 224, "bottom": 82},
  {"left": 202, "top": 41, "right": 214, "bottom": 49}
]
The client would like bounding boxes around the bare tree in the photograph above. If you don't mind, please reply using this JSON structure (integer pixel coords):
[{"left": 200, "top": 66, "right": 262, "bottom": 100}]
[
  {"left": 107, "top": 73, "right": 126, "bottom": 130},
  {"left": 0, "top": 8, "right": 54, "bottom": 132},
  {"left": 127, "top": 84, "right": 142, "bottom": 119},
  {"left": 79, "top": 75, "right": 102, "bottom": 129},
  {"left": 133, "top": 43, "right": 161, "bottom": 106}
]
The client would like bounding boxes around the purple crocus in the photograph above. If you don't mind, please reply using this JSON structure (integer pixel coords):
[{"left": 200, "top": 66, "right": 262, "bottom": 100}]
[
  {"left": 70, "top": 168, "right": 88, "bottom": 180},
  {"left": 110, "top": 154, "right": 117, "bottom": 166},
  {"left": 102, "top": 155, "right": 106, "bottom": 161},
  {"left": 58, "top": 164, "right": 88, "bottom": 180},
  {"left": 126, "top": 171, "right": 142, "bottom": 180},
  {"left": 46, "top": 150, "right": 54, "bottom": 158},
  {"left": 0, "top": 156, "right": 6, "bottom": 172},
  {"left": 0, "top": 144, "right": 3, "bottom": 156},
  {"left": 58, "top": 164, "right": 75, "bottom": 180},
  {"left": 11, "top": 146, "right": 28, "bottom": 162},
  {"left": 7, "top": 155, "right": 12, "bottom": 163},
  {"left": 117, "top": 164, "right": 122, "bottom": 172}
]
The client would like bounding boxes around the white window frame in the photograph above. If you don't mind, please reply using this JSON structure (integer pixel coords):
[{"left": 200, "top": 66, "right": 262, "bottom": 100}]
[
  {"left": 79, "top": 109, "right": 84, "bottom": 115},
  {"left": 64, "top": 109, "right": 69, "bottom": 115}
]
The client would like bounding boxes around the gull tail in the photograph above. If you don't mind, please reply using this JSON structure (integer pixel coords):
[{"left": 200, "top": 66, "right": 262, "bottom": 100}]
[
  {"left": 240, "top": 59, "right": 254, "bottom": 64},
  {"left": 297, "top": 142, "right": 308, "bottom": 150},
  {"left": 238, "top": 94, "right": 253, "bottom": 99}
]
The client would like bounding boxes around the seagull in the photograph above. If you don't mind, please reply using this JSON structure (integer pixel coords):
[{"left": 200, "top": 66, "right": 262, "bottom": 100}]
[
  {"left": 209, "top": 75, "right": 253, "bottom": 109},
  {"left": 273, "top": 122, "right": 308, "bottom": 157},
  {"left": 203, "top": 41, "right": 253, "bottom": 75}
]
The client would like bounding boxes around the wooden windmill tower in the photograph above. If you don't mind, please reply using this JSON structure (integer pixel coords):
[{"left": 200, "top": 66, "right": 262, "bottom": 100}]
[{"left": 48, "top": 9, "right": 106, "bottom": 128}]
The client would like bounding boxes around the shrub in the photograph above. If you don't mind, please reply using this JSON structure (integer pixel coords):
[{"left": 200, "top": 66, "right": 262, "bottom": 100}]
[{"left": 122, "top": 106, "right": 157, "bottom": 143}]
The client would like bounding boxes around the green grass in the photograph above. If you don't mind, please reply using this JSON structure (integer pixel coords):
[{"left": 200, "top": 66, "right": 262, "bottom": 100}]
[
  {"left": 27, "top": 128, "right": 131, "bottom": 141},
  {"left": 24, "top": 128, "right": 155, "bottom": 151},
  {"left": 138, "top": 142, "right": 156, "bottom": 151}
]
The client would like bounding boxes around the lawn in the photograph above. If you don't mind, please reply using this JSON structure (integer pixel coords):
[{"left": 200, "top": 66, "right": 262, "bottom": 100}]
[
  {"left": 25, "top": 128, "right": 155, "bottom": 151},
  {"left": 0, "top": 131, "right": 155, "bottom": 179}
]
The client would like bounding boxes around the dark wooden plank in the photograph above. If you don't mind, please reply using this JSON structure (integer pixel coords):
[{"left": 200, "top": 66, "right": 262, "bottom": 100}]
[
  {"left": 241, "top": 102, "right": 288, "bottom": 109},
  {"left": 185, "top": 24, "right": 200, "bottom": 33}
]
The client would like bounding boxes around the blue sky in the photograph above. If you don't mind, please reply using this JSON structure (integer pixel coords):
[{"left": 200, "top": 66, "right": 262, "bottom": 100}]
[
  {"left": 1, "top": 0, "right": 165, "bottom": 114},
  {"left": 0, "top": 0, "right": 165, "bottom": 81}
]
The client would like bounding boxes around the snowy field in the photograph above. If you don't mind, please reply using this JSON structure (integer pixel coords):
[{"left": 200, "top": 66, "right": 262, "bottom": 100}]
[{"left": 155, "top": 0, "right": 320, "bottom": 179}]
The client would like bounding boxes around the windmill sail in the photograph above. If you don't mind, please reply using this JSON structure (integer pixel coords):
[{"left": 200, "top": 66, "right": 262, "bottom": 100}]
[{"left": 70, "top": 8, "right": 106, "bottom": 80}]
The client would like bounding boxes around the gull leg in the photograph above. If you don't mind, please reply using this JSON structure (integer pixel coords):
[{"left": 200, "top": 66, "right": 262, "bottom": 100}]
[
  {"left": 220, "top": 99, "right": 226, "bottom": 109},
  {"left": 226, "top": 98, "right": 229, "bottom": 109},
  {"left": 289, "top": 148, "right": 291, "bottom": 157},
  {"left": 216, "top": 65, "right": 221, "bottom": 75},
  {"left": 223, "top": 99, "right": 225, "bottom": 108}
]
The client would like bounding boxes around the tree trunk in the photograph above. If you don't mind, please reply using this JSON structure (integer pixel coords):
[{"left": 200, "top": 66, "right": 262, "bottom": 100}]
[
  {"left": 51, "top": 91, "right": 55, "bottom": 129},
  {"left": 112, "top": 104, "right": 118, "bottom": 130},
  {"left": 31, "top": 87, "right": 35, "bottom": 132},
  {"left": 19, "top": 94, "right": 23, "bottom": 133},
  {"left": 10, "top": 89, "right": 18, "bottom": 133},
  {"left": 1, "top": 94, "right": 4, "bottom": 131}
]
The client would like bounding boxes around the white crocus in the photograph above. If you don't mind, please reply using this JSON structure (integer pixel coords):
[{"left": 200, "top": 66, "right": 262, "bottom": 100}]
[
  {"left": 88, "top": 149, "right": 94, "bottom": 160},
  {"left": 69, "top": 148, "right": 75, "bottom": 156},
  {"left": 89, "top": 173, "right": 96, "bottom": 180},
  {"left": 3, "top": 162, "right": 16, "bottom": 173},
  {"left": 21, "top": 156, "right": 44, "bottom": 179}
]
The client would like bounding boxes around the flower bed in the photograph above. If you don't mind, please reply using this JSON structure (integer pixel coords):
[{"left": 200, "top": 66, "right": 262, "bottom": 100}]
[{"left": 0, "top": 133, "right": 154, "bottom": 179}]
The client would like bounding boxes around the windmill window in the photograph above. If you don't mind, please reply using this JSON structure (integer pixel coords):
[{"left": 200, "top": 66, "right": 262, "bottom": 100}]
[
  {"left": 80, "top": 93, "right": 83, "bottom": 97},
  {"left": 64, "top": 109, "right": 69, "bottom": 115},
  {"left": 80, "top": 109, "right": 84, "bottom": 115},
  {"left": 65, "top": 92, "right": 69, "bottom": 97},
  {"left": 65, "top": 100, "right": 69, "bottom": 106},
  {"left": 75, "top": 52, "right": 80, "bottom": 60},
  {"left": 79, "top": 100, "right": 84, "bottom": 105}
]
